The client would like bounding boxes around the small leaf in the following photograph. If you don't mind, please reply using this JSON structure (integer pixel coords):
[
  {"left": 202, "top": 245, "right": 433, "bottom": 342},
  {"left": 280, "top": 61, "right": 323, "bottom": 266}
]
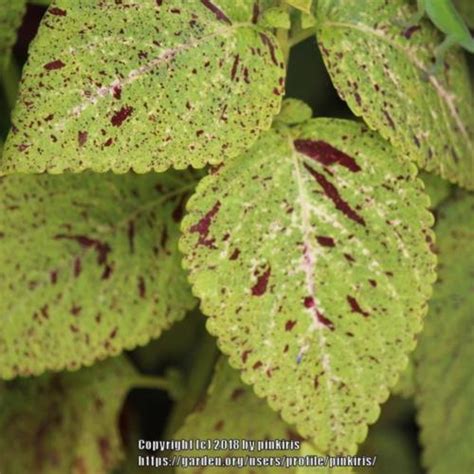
[
  {"left": 315, "top": 0, "right": 474, "bottom": 189},
  {"left": 415, "top": 193, "right": 474, "bottom": 474},
  {"left": 1, "top": 0, "right": 285, "bottom": 174},
  {"left": 0, "top": 171, "right": 195, "bottom": 379},
  {"left": 262, "top": 6, "right": 291, "bottom": 30},
  {"left": 286, "top": 0, "right": 312, "bottom": 14},
  {"left": 0, "top": 0, "right": 25, "bottom": 70},
  {"left": 180, "top": 118, "right": 436, "bottom": 454},
  {"left": 0, "top": 355, "right": 135, "bottom": 474},
  {"left": 275, "top": 98, "right": 313, "bottom": 125},
  {"left": 174, "top": 358, "right": 352, "bottom": 473},
  {"left": 300, "top": 12, "right": 316, "bottom": 29}
]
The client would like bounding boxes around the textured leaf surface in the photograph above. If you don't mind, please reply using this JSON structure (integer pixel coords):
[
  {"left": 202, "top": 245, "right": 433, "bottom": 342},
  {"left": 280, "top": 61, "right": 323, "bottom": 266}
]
[
  {"left": 1, "top": 0, "right": 285, "bottom": 174},
  {"left": 0, "top": 355, "right": 135, "bottom": 474},
  {"left": 415, "top": 193, "right": 474, "bottom": 474},
  {"left": 0, "top": 0, "right": 25, "bottom": 70},
  {"left": 180, "top": 118, "right": 436, "bottom": 454},
  {"left": 174, "top": 358, "right": 352, "bottom": 473},
  {"left": 0, "top": 171, "right": 195, "bottom": 379},
  {"left": 316, "top": 0, "right": 474, "bottom": 189}
]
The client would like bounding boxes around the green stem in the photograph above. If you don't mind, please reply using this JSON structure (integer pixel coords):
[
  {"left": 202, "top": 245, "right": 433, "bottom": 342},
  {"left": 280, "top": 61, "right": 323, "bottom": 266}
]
[
  {"left": 163, "top": 330, "right": 219, "bottom": 439},
  {"left": 277, "top": 2, "right": 290, "bottom": 65},
  {"left": 2, "top": 59, "right": 20, "bottom": 112},
  {"left": 131, "top": 373, "right": 184, "bottom": 400},
  {"left": 289, "top": 26, "right": 317, "bottom": 48},
  {"left": 29, "top": 0, "right": 51, "bottom": 6}
]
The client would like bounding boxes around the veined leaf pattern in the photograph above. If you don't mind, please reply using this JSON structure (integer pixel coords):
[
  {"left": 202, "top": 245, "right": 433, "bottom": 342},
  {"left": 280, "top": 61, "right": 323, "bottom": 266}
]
[
  {"left": 0, "top": 171, "right": 195, "bottom": 379},
  {"left": 180, "top": 118, "right": 436, "bottom": 454},
  {"left": 316, "top": 0, "right": 474, "bottom": 189},
  {"left": 1, "top": 0, "right": 285, "bottom": 174}
]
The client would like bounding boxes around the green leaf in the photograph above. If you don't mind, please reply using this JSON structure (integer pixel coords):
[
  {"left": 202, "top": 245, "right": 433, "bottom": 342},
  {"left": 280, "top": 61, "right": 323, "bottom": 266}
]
[
  {"left": 286, "top": 0, "right": 312, "bottom": 14},
  {"left": 315, "top": 0, "right": 474, "bottom": 190},
  {"left": 180, "top": 118, "right": 436, "bottom": 454},
  {"left": 275, "top": 98, "right": 313, "bottom": 125},
  {"left": 454, "top": 0, "right": 474, "bottom": 29},
  {"left": 262, "top": 7, "right": 291, "bottom": 30},
  {"left": 0, "top": 355, "right": 135, "bottom": 474},
  {"left": 0, "top": 171, "right": 195, "bottom": 379},
  {"left": 0, "top": 0, "right": 285, "bottom": 174},
  {"left": 0, "top": 0, "right": 25, "bottom": 71},
  {"left": 415, "top": 193, "right": 474, "bottom": 474},
  {"left": 391, "top": 358, "right": 415, "bottom": 398},
  {"left": 174, "top": 358, "right": 353, "bottom": 473}
]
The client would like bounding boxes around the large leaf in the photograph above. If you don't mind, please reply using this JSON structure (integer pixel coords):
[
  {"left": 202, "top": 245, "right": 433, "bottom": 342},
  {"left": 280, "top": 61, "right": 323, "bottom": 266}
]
[
  {"left": 315, "top": 0, "right": 474, "bottom": 189},
  {"left": 415, "top": 193, "right": 474, "bottom": 474},
  {"left": 0, "top": 0, "right": 285, "bottom": 174},
  {"left": 0, "top": 171, "right": 195, "bottom": 379},
  {"left": 0, "top": 0, "right": 25, "bottom": 71},
  {"left": 174, "top": 358, "right": 352, "bottom": 474},
  {"left": 180, "top": 118, "right": 436, "bottom": 454},
  {"left": 0, "top": 355, "right": 135, "bottom": 474}
]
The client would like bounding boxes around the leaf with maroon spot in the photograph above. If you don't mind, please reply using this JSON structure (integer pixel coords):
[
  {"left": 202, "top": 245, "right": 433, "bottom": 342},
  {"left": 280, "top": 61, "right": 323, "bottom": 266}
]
[
  {"left": 180, "top": 116, "right": 436, "bottom": 454},
  {"left": 315, "top": 0, "right": 473, "bottom": 189},
  {"left": 0, "top": 356, "right": 138, "bottom": 474},
  {"left": 1, "top": 0, "right": 285, "bottom": 174},
  {"left": 0, "top": 170, "right": 196, "bottom": 378},
  {"left": 173, "top": 358, "right": 349, "bottom": 474},
  {"left": 415, "top": 193, "right": 474, "bottom": 474}
]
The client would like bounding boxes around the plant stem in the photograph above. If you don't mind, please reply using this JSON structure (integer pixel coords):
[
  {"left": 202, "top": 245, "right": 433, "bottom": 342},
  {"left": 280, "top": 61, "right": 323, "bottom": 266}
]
[
  {"left": 2, "top": 59, "right": 20, "bottom": 112},
  {"left": 289, "top": 27, "right": 317, "bottom": 48},
  {"left": 132, "top": 374, "right": 180, "bottom": 394},
  {"left": 277, "top": 2, "right": 290, "bottom": 65},
  {"left": 29, "top": 0, "right": 51, "bottom": 6},
  {"left": 163, "top": 330, "right": 219, "bottom": 439}
]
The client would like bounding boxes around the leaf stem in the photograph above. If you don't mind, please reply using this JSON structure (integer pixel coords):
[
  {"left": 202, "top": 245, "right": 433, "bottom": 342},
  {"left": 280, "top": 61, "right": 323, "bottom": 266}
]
[
  {"left": 29, "top": 0, "right": 51, "bottom": 6},
  {"left": 131, "top": 372, "right": 184, "bottom": 400},
  {"left": 2, "top": 58, "right": 20, "bottom": 112},
  {"left": 163, "top": 329, "right": 219, "bottom": 438},
  {"left": 276, "top": 2, "right": 290, "bottom": 65},
  {"left": 289, "top": 27, "right": 316, "bottom": 48}
]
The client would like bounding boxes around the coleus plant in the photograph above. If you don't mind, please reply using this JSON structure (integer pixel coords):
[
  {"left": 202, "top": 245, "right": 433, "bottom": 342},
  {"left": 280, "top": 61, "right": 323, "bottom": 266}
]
[{"left": 0, "top": 0, "right": 472, "bottom": 473}]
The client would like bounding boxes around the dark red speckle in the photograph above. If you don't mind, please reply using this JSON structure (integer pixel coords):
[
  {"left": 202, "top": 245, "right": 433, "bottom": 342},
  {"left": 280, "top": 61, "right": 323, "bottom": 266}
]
[
  {"left": 303, "top": 164, "right": 366, "bottom": 226},
  {"left": 295, "top": 140, "right": 361, "bottom": 172},
  {"left": 50, "top": 271, "right": 58, "bottom": 284},
  {"left": 229, "top": 248, "right": 240, "bottom": 260},
  {"left": 316, "top": 236, "right": 335, "bottom": 247},
  {"left": 201, "top": 0, "right": 231, "bottom": 24},
  {"left": 241, "top": 350, "right": 252, "bottom": 363},
  {"left": 44, "top": 59, "right": 65, "bottom": 71},
  {"left": 78, "top": 131, "right": 88, "bottom": 147},
  {"left": 231, "top": 388, "right": 245, "bottom": 401},
  {"left": 252, "top": 2, "right": 260, "bottom": 23},
  {"left": 403, "top": 25, "right": 421, "bottom": 39},
  {"left": 111, "top": 106, "right": 134, "bottom": 127},
  {"left": 112, "top": 85, "right": 122, "bottom": 99},
  {"left": 138, "top": 277, "right": 146, "bottom": 298},
  {"left": 347, "top": 295, "right": 370, "bottom": 317},
  {"left": 251, "top": 266, "right": 271, "bottom": 296},
  {"left": 259, "top": 33, "right": 278, "bottom": 66},
  {"left": 304, "top": 296, "right": 314, "bottom": 308},
  {"left": 190, "top": 201, "right": 221, "bottom": 248},
  {"left": 230, "top": 54, "right": 240, "bottom": 81},
  {"left": 49, "top": 7, "right": 67, "bottom": 16},
  {"left": 285, "top": 320, "right": 297, "bottom": 331}
]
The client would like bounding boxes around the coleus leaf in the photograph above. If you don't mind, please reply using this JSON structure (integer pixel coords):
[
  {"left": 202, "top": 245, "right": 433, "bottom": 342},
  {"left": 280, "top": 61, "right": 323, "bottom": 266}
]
[
  {"left": 315, "top": 0, "right": 474, "bottom": 190},
  {"left": 174, "top": 358, "right": 353, "bottom": 473},
  {"left": 415, "top": 193, "right": 474, "bottom": 474},
  {"left": 0, "top": 0, "right": 285, "bottom": 174},
  {"left": 180, "top": 118, "right": 436, "bottom": 454},
  {"left": 0, "top": 0, "right": 25, "bottom": 71},
  {"left": 0, "top": 171, "right": 195, "bottom": 379},
  {"left": 286, "top": 0, "right": 312, "bottom": 14},
  {"left": 419, "top": 171, "right": 451, "bottom": 209},
  {"left": 0, "top": 355, "right": 135, "bottom": 474}
]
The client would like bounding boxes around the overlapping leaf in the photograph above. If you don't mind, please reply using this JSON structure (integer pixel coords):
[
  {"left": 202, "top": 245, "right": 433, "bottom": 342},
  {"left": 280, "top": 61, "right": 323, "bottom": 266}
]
[
  {"left": 174, "top": 358, "right": 352, "bottom": 473},
  {"left": 316, "top": 0, "right": 474, "bottom": 189},
  {"left": 0, "top": 171, "right": 195, "bottom": 379},
  {"left": 415, "top": 193, "right": 474, "bottom": 474},
  {"left": 0, "top": 0, "right": 25, "bottom": 71},
  {"left": 180, "top": 118, "right": 436, "bottom": 454},
  {"left": 0, "top": 355, "right": 135, "bottom": 474},
  {"left": 0, "top": 0, "right": 285, "bottom": 174}
]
